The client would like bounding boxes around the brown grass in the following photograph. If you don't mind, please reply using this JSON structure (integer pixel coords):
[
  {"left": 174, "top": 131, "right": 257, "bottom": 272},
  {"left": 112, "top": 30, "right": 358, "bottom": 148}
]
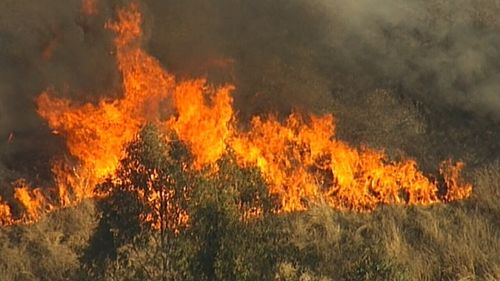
[{"left": 283, "top": 161, "right": 500, "bottom": 281}]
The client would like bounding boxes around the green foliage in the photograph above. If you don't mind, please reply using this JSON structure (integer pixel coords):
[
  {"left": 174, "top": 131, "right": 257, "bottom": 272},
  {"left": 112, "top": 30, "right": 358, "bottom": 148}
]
[
  {"left": 86, "top": 126, "right": 281, "bottom": 280},
  {"left": 185, "top": 156, "right": 280, "bottom": 281},
  {"left": 1, "top": 127, "right": 499, "bottom": 281},
  {"left": 98, "top": 124, "right": 194, "bottom": 236},
  {"left": 2, "top": 1, "right": 500, "bottom": 280},
  {"left": 85, "top": 125, "right": 197, "bottom": 280}
]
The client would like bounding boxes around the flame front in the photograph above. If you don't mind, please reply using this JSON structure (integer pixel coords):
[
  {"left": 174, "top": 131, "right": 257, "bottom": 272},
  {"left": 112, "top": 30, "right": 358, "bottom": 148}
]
[{"left": 0, "top": 3, "right": 472, "bottom": 225}]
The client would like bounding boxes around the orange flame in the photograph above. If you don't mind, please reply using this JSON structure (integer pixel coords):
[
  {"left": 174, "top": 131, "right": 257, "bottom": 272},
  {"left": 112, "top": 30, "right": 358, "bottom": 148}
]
[
  {"left": 35, "top": 2, "right": 175, "bottom": 203},
  {"left": 0, "top": 2, "right": 472, "bottom": 225},
  {"left": 81, "top": 0, "right": 98, "bottom": 16},
  {"left": 229, "top": 114, "right": 471, "bottom": 211},
  {"left": 440, "top": 160, "right": 473, "bottom": 202},
  {"left": 10, "top": 179, "right": 53, "bottom": 223},
  {"left": 166, "top": 80, "right": 235, "bottom": 169},
  {"left": 0, "top": 199, "right": 13, "bottom": 225}
]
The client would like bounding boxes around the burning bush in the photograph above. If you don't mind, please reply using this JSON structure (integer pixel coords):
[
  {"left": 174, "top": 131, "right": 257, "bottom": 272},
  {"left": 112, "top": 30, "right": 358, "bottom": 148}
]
[
  {"left": 83, "top": 125, "right": 279, "bottom": 280},
  {"left": 0, "top": 2, "right": 472, "bottom": 225}
]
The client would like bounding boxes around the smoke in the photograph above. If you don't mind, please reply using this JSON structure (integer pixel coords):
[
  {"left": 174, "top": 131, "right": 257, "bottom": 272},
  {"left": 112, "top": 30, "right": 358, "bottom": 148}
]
[
  {"left": 319, "top": 0, "right": 500, "bottom": 118},
  {"left": 141, "top": 0, "right": 500, "bottom": 119},
  {"left": 0, "top": 0, "right": 121, "bottom": 178},
  {"left": 1, "top": 0, "right": 499, "bottom": 181},
  {"left": 143, "top": 0, "right": 334, "bottom": 119}
]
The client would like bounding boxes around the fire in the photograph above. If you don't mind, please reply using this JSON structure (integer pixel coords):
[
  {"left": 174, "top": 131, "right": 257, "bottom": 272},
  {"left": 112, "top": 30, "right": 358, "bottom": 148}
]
[
  {"left": 0, "top": 200, "right": 12, "bottom": 225},
  {"left": 440, "top": 160, "right": 473, "bottom": 201},
  {"left": 14, "top": 189, "right": 49, "bottom": 221},
  {"left": 36, "top": 2, "right": 176, "bottom": 206},
  {"left": 166, "top": 80, "right": 235, "bottom": 169},
  {"left": 81, "top": 0, "right": 98, "bottom": 16},
  {"left": 229, "top": 114, "right": 469, "bottom": 211},
  {"left": 0, "top": 2, "right": 472, "bottom": 225}
]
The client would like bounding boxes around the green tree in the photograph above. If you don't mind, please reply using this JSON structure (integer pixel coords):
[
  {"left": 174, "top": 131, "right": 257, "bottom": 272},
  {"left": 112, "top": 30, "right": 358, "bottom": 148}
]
[
  {"left": 84, "top": 125, "right": 282, "bottom": 280},
  {"left": 186, "top": 155, "right": 279, "bottom": 281},
  {"left": 85, "top": 125, "right": 197, "bottom": 280}
]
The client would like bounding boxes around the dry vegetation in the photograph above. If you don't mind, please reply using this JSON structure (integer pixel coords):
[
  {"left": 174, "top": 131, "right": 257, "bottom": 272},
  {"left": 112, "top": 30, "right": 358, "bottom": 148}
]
[
  {"left": 283, "top": 161, "right": 500, "bottom": 280},
  {"left": 0, "top": 141, "right": 498, "bottom": 281},
  {"left": 0, "top": 0, "right": 499, "bottom": 280}
]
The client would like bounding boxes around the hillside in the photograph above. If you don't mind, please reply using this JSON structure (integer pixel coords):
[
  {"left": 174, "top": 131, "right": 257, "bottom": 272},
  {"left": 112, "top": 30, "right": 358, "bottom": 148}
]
[{"left": 0, "top": 0, "right": 499, "bottom": 280}]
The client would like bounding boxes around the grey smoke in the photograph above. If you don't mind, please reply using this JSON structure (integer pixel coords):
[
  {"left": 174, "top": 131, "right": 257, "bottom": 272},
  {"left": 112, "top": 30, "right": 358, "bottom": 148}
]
[
  {"left": 0, "top": 0, "right": 499, "bottom": 183},
  {"left": 144, "top": 0, "right": 500, "bottom": 120},
  {"left": 0, "top": 0, "right": 121, "bottom": 178},
  {"left": 320, "top": 0, "right": 500, "bottom": 118}
]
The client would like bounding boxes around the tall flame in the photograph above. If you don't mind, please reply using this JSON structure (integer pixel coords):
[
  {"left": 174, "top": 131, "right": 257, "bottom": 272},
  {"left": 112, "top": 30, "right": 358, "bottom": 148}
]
[{"left": 0, "top": 2, "right": 472, "bottom": 225}]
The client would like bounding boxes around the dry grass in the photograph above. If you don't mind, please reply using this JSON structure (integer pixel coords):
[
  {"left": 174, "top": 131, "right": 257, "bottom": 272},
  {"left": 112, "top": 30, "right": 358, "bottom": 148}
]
[
  {"left": 284, "top": 161, "right": 500, "bottom": 281},
  {"left": 0, "top": 200, "right": 97, "bottom": 281},
  {"left": 0, "top": 159, "right": 497, "bottom": 281}
]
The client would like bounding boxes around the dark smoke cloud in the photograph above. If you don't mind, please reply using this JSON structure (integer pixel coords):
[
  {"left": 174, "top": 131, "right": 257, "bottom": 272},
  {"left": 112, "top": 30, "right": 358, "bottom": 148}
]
[
  {"left": 142, "top": 0, "right": 500, "bottom": 119},
  {"left": 1, "top": 0, "right": 499, "bottom": 182},
  {"left": 320, "top": 0, "right": 500, "bottom": 119},
  {"left": 143, "top": 0, "right": 500, "bottom": 166},
  {"left": 0, "top": 0, "right": 120, "bottom": 178},
  {"left": 143, "top": 0, "right": 334, "bottom": 119}
]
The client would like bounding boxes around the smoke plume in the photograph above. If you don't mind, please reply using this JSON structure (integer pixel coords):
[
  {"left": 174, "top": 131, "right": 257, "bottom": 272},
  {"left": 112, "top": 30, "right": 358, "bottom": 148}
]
[{"left": 1, "top": 0, "right": 499, "bottom": 183}]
